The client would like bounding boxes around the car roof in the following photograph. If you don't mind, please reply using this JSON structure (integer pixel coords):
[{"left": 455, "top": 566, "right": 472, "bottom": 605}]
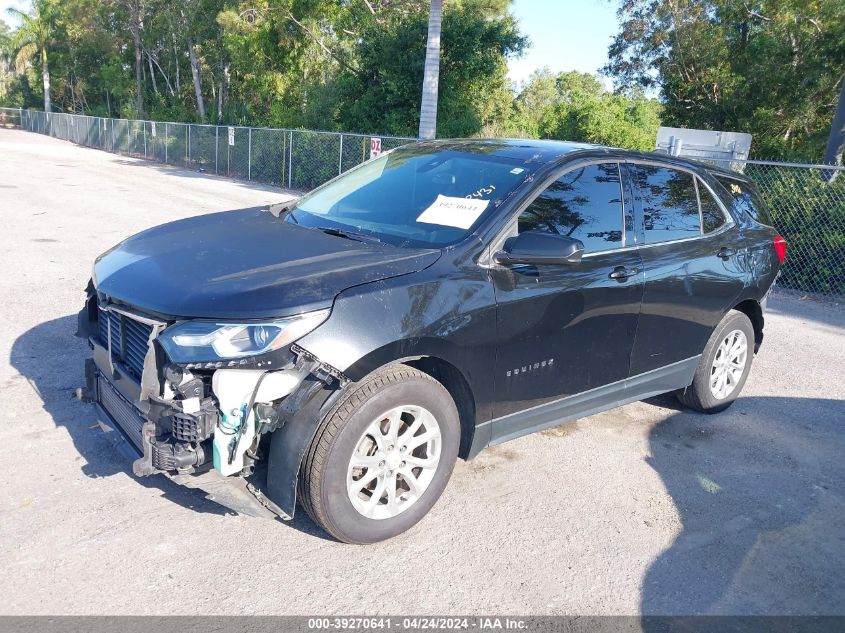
[
  {"left": 412, "top": 139, "right": 753, "bottom": 184},
  {"left": 412, "top": 138, "right": 601, "bottom": 164}
]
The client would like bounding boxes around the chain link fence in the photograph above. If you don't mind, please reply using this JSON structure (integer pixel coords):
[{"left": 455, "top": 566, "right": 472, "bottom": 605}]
[
  {"left": 2, "top": 108, "right": 413, "bottom": 192},
  {"left": 2, "top": 107, "right": 843, "bottom": 297},
  {"left": 0, "top": 107, "right": 22, "bottom": 127},
  {"left": 707, "top": 158, "right": 845, "bottom": 297}
]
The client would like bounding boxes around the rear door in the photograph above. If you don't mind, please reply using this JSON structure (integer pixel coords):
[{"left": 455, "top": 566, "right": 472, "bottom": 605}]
[{"left": 627, "top": 162, "right": 747, "bottom": 377}]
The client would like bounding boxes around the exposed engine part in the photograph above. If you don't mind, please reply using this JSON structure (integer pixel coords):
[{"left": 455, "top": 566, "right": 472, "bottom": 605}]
[
  {"left": 134, "top": 422, "right": 161, "bottom": 476},
  {"left": 176, "top": 377, "right": 205, "bottom": 399},
  {"left": 169, "top": 402, "right": 216, "bottom": 443},
  {"left": 163, "top": 363, "right": 184, "bottom": 386},
  {"left": 132, "top": 397, "right": 217, "bottom": 475},
  {"left": 152, "top": 438, "right": 210, "bottom": 472},
  {"left": 254, "top": 401, "right": 285, "bottom": 435},
  {"left": 167, "top": 398, "right": 218, "bottom": 442},
  {"left": 162, "top": 365, "right": 206, "bottom": 401},
  {"left": 211, "top": 369, "right": 305, "bottom": 476}
]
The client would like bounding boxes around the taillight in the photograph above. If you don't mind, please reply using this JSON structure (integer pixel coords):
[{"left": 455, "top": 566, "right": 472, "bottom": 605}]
[{"left": 773, "top": 236, "right": 787, "bottom": 263}]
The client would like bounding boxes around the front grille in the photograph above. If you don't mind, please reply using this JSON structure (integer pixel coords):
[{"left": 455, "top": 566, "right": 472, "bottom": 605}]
[
  {"left": 97, "top": 373, "right": 145, "bottom": 452},
  {"left": 97, "top": 308, "right": 153, "bottom": 379}
]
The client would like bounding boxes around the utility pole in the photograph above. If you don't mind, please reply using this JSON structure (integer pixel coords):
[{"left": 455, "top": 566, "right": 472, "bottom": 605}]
[{"left": 418, "top": 0, "right": 442, "bottom": 140}]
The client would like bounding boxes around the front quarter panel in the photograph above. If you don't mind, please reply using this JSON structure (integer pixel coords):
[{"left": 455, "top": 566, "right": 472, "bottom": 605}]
[{"left": 295, "top": 250, "right": 499, "bottom": 428}]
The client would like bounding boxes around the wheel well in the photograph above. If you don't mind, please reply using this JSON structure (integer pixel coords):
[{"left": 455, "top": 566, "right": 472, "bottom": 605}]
[
  {"left": 732, "top": 299, "right": 764, "bottom": 352},
  {"left": 406, "top": 357, "right": 476, "bottom": 459}
]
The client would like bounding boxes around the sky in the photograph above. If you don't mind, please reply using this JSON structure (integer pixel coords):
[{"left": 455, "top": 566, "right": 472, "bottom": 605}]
[
  {"left": 1, "top": 0, "right": 621, "bottom": 84},
  {"left": 506, "top": 0, "right": 619, "bottom": 86},
  {"left": 0, "top": 0, "right": 26, "bottom": 28}
]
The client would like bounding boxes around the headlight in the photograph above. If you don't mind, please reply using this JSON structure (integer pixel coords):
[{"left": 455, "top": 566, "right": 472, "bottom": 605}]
[{"left": 158, "top": 309, "right": 329, "bottom": 363}]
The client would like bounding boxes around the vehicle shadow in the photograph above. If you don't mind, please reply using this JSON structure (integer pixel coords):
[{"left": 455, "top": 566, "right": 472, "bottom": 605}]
[
  {"left": 641, "top": 395, "right": 845, "bottom": 618},
  {"left": 10, "top": 314, "right": 330, "bottom": 539}
]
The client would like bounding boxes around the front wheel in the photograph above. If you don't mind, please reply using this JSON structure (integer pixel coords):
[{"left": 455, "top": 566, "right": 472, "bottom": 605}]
[
  {"left": 299, "top": 364, "right": 460, "bottom": 544},
  {"left": 676, "top": 310, "right": 755, "bottom": 414}
]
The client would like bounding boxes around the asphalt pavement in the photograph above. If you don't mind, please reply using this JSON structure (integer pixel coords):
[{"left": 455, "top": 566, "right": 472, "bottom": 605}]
[{"left": 1, "top": 129, "right": 843, "bottom": 615}]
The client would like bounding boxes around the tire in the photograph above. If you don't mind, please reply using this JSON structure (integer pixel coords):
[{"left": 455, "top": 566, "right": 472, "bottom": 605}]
[
  {"left": 676, "top": 310, "right": 755, "bottom": 414},
  {"left": 299, "top": 363, "right": 460, "bottom": 544}
]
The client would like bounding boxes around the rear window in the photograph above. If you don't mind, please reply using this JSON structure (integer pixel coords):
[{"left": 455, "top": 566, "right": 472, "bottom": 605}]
[
  {"left": 631, "top": 165, "right": 701, "bottom": 244},
  {"left": 714, "top": 176, "right": 773, "bottom": 226},
  {"left": 697, "top": 180, "right": 728, "bottom": 233}
]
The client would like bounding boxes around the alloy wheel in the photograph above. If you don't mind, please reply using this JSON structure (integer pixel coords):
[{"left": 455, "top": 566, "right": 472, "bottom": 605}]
[
  {"left": 710, "top": 329, "right": 748, "bottom": 400},
  {"left": 346, "top": 405, "right": 442, "bottom": 520}
]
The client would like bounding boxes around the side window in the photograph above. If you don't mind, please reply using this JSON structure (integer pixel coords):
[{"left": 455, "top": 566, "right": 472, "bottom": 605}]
[
  {"left": 714, "top": 176, "right": 773, "bottom": 226},
  {"left": 697, "top": 179, "right": 727, "bottom": 233},
  {"left": 633, "top": 165, "right": 701, "bottom": 244},
  {"left": 518, "top": 163, "right": 624, "bottom": 252}
]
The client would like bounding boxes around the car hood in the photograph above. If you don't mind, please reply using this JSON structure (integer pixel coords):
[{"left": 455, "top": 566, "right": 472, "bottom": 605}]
[{"left": 93, "top": 207, "right": 441, "bottom": 319}]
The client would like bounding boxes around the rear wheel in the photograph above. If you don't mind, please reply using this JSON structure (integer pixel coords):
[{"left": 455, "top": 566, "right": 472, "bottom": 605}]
[
  {"left": 299, "top": 364, "right": 459, "bottom": 544},
  {"left": 676, "top": 310, "right": 755, "bottom": 414}
]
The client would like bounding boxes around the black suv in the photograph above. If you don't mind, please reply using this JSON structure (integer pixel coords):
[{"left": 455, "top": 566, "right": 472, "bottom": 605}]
[{"left": 78, "top": 139, "right": 785, "bottom": 543}]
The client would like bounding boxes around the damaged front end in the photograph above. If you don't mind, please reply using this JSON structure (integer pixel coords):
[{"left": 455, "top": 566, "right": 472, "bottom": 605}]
[{"left": 76, "top": 287, "right": 344, "bottom": 519}]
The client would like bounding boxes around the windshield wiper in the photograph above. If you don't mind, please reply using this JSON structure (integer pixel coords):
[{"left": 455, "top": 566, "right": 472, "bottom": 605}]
[{"left": 315, "top": 227, "right": 382, "bottom": 244}]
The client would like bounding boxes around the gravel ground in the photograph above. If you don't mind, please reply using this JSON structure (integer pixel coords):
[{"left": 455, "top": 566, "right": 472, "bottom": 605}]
[{"left": 1, "top": 129, "right": 844, "bottom": 616}]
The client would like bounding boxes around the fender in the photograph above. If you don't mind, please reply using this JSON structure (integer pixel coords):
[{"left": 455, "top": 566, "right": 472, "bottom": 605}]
[
  {"left": 265, "top": 374, "right": 342, "bottom": 518},
  {"left": 296, "top": 260, "right": 499, "bottom": 429},
  {"left": 265, "top": 263, "right": 499, "bottom": 517},
  {"left": 266, "top": 333, "right": 494, "bottom": 519}
]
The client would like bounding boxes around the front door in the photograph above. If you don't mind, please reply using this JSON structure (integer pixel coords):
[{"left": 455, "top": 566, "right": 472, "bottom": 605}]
[{"left": 490, "top": 161, "right": 644, "bottom": 440}]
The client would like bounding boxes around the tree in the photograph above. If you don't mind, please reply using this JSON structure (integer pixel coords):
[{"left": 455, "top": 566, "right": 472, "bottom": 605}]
[
  {"left": 1, "top": 0, "right": 528, "bottom": 135},
  {"left": 0, "top": 22, "right": 12, "bottom": 102},
  {"left": 333, "top": 0, "right": 525, "bottom": 137},
  {"left": 418, "top": 0, "right": 442, "bottom": 139},
  {"left": 8, "top": 0, "right": 62, "bottom": 112},
  {"left": 127, "top": 0, "right": 145, "bottom": 116},
  {"left": 823, "top": 76, "right": 845, "bottom": 180},
  {"left": 507, "top": 69, "right": 661, "bottom": 150},
  {"left": 605, "top": 0, "right": 845, "bottom": 160}
]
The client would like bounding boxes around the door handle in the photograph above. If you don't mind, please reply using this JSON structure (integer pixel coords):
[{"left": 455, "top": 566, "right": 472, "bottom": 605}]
[
  {"left": 717, "top": 247, "right": 737, "bottom": 260},
  {"left": 609, "top": 266, "right": 639, "bottom": 281}
]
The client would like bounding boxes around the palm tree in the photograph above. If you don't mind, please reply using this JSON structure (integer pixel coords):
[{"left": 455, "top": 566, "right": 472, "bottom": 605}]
[
  {"left": 418, "top": 0, "right": 442, "bottom": 140},
  {"left": 8, "top": 0, "right": 60, "bottom": 113}
]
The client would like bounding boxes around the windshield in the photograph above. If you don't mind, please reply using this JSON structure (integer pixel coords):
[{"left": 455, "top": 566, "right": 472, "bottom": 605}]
[{"left": 287, "top": 144, "right": 535, "bottom": 247}]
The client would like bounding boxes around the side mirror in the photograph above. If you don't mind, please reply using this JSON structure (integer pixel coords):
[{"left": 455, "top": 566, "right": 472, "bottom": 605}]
[{"left": 494, "top": 231, "right": 585, "bottom": 266}]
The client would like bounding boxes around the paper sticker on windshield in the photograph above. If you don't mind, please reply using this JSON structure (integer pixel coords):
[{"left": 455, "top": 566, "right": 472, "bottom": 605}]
[
  {"left": 510, "top": 167, "right": 525, "bottom": 175},
  {"left": 417, "top": 195, "right": 490, "bottom": 229}
]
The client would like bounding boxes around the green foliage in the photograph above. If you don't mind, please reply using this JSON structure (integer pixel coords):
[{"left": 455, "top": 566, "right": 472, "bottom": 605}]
[
  {"left": 605, "top": 0, "right": 845, "bottom": 160},
  {"left": 1, "top": 0, "right": 530, "bottom": 138},
  {"left": 2, "top": 0, "right": 651, "bottom": 147},
  {"left": 506, "top": 69, "right": 662, "bottom": 150},
  {"left": 298, "top": 1, "right": 526, "bottom": 137},
  {"left": 2, "top": 0, "right": 841, "bottom": 168},
  {"left": 0, "top": 21, "right": 27, "bottom": 106},
  {"left": 749, "top": 165, "right": 845, "bottom": 294}
]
